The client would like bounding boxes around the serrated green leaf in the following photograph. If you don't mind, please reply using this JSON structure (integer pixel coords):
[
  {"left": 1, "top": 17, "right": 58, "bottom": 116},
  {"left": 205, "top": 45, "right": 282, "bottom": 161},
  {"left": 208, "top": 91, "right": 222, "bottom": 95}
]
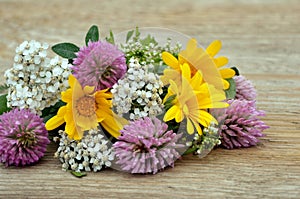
[
  {"left": 0, "top": 94, "right": 11, "bottom": 115},
  {"left": 52, "top": 43, "right": 80, "bottom": 59},
  {"left": 126, "top": 30, "right": 134, "bottom": 43},
  {"left": 231, "top": 66, "right": 240, "bottom": 76},
  {"left": 106, "top": 30, "right": 115, "bottom": 44},
  {"left": 85, "top": 25, "right": 99, "bottom": 45},
  {"left": 225, "top": 78, "right": 236, "bottom": 99},
  {"left": 70, "top": 171, "right": 87, "bottom": 178}
]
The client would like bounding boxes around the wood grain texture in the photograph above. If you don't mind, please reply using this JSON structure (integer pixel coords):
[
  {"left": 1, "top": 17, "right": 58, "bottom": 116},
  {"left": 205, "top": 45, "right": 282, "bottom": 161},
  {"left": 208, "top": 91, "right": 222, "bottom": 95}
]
[{"left": 0, "top": 0, "right": 299, "bottom": 198}]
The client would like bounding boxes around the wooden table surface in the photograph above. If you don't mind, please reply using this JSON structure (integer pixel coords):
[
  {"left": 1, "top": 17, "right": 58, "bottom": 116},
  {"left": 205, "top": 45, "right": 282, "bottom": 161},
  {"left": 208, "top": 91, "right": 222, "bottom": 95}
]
[{"left": 0, "top": 0, "right": 299, "bottom": 198}]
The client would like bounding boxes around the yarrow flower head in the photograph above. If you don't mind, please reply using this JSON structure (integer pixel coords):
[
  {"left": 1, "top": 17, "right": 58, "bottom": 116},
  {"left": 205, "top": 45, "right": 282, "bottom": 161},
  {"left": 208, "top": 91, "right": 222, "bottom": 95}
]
[
  {"left": 234, "top": 75, "right": 257, "bottom": 101},
  {"left": 111, "top": 57, "right": 164, "bottom": 120},
  {"left": 212, "top": 99, "right": 269, "bottom": 149},
  {"left": 72, "top": 41, "right": 127, "bottom": 90},
  {"left": 0, "top": 108, "right": 50, "bottom": 166},
  {"left": 113, "top": 117, "right": 184, "bottom": 174},
  {"left": 186, "top": 123, "right": 221, "bottom": 158},
  {"left": 54, "top": 129, "right": 114, "bottom": 172},
  {"left": 5, "top": 40, "right": 71, "bottom": 115},
  {"left": 121, "top": 34, "right": 181, "bottom": 71}
]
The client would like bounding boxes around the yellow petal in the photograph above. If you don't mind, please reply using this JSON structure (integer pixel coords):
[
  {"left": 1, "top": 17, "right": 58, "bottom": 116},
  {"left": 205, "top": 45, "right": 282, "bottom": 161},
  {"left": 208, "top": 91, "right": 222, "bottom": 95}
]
[
  {"left": 68, "top": 74, "right": 76, "bottom": 88},
  {"left": 198, "top": 110, "right": 217, "bottom": 127},
  {"left": 95, "top": 108, "right": 109, "bottom": 122},
  {"left": 162, "top": 52, "right": 179, "bottom": 70},
  {"left": 186, "top": 118, "right": 194, "bottom": 134},
  {"left": 180, "top": 63, "right": 191, "bottom": 81},
  {"left": 95, "top": 89, "right": 112, "bottom": 99},
  {"left": 100, "top": 115, "right": 122, "bottom": 138},
  {"left": 186, "top": 38, "right": 198, "bottom": 53},
  {"left": 163, "top": 105, "right": 178, "bottom": 122},
  {"left": 76, "top": 114, "right": 98, "bottom": 130},
  {"left": 83, "top": 85, "right": 95, "bottom": 95},
  {"left": 57, "top": 106, "right": 67, "bottom": 116},
  {"left": 223, "top": 79, "right": 230, "bottom": 90},
  {"left": 160, "top": 68, "right": 181, "bottom": 86},
  {"left": 214, "top": 56, "right": 228, "bottom": 68},
  {"left": 45, "top": 115, "right": 65, "bottom": 130},
  {"left": 168, "top": 80, "right": 179, "bottom": 96},
  {"left": 163, "top": 91, "right": 172, "bottom": 104},
  {"left": 45, "top": 106, "right": 67, "bottom": 130},
  {"left": 65, "top": 122, "right": 83, "bottom": 140},
  {"left": 190, "top": 71, "right": 203, "bottom": 89},
  {"left": 194, "top": 121, "right": 203, "bottom": 135},
  {"left": 61, "top": 89, "right": 72, "bottom": 103},
  {"left": 175, "top": 108, "right": 184, "bottom": 123},
  {"left": 220, "top": 68, "right": 235, "bottom": 79},
  {"left": 206, "top": 40, "right": 222, "bottom": 57}
]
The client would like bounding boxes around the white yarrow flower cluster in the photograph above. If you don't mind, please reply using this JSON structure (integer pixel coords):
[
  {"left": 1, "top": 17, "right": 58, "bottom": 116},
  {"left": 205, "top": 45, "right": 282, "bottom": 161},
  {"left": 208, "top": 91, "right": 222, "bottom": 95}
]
[
  {"left": 111, "top": 58, "right": 164, "bottom": 120},
  {"left": 121, "top": 37, "right": 182, "bottom": 70},
  {"left": 54, "top": 129, "right": 114, "bottom": 172},
  {"left": 186, "top": 122, "right": 221, "bottom": 158},
  {"left": 4, "top": 40, "right": 71, "bottom": 114}
]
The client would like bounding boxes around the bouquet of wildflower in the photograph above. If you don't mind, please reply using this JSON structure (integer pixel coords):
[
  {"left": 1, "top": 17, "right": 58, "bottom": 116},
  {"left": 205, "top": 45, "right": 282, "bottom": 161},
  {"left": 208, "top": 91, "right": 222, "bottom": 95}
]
[{"left": 0, "top": 25, "right": 268, "bottom": 175}]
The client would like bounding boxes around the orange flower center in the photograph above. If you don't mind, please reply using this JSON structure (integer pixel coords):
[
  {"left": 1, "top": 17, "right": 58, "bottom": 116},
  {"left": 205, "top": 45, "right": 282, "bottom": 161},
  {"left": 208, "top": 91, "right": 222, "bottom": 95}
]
[{"left": 75, "top": 96, "right": 96, "bottom": 117}]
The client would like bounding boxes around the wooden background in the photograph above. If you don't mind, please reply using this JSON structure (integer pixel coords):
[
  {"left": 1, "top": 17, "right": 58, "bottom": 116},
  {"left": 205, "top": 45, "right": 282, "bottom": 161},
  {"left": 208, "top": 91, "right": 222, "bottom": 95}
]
[{"left": 0, "top": 0, "right": 299, "bottom": 198}]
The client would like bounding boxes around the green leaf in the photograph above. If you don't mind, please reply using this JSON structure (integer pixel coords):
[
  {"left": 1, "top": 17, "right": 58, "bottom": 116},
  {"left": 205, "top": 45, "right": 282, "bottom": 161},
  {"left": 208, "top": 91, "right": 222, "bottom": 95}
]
[
  {"left": 0, "top": 94, "right": 11, "bottom": 115},
  {"left": 85, "top": 25, "right": 99, "bottom": 45},
  {"left": 126, "top": 30, "right": 134, "bottom": 43},
  {"left": 52, "top": 43, "right": 80, "bottom": 59},
  {"left": 70, "top": 171, "right": 87, "bottom": 178},
  {"left": 231, "top": 66, "right": 240, "bottom": 76},
  {"left": 225, "top": 78, "right": 236, "bottom": 99},
  {"left": 106, "top": 30, "right": 115, "bottom": 44}
]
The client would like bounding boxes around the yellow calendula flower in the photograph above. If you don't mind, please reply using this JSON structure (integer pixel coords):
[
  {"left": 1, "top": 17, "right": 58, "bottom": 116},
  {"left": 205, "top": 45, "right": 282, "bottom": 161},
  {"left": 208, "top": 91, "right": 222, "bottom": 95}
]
[
  {"left": 206, "top": 40, "right": 235, "bottom": 89},
  {"left": 161, "top": 38, "right": 235, "bottom": 90},
  {"left": 45, "top": 75, "right": 124, "bottom": 140},
  {"left": 163, "top": 65, "right": 228, "bottom": 135}
]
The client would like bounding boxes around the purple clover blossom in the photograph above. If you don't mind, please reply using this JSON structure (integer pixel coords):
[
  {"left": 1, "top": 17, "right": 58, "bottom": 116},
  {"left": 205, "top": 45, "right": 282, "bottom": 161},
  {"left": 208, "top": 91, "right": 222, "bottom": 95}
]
[
  {"left": 113, "top": 117, "right": 183, "bottom": 174},
  {"left": 212, "top": 99, "right": 269, "bottom": 149},
  {"left": 72, "top": 41, "right": 127, "bottom": 90},
  {"left": 234, "top": 75, "right": 257, "bottom": 101},
  {"left": 0, "top": 108, "right": 50, "bottom": 166}
]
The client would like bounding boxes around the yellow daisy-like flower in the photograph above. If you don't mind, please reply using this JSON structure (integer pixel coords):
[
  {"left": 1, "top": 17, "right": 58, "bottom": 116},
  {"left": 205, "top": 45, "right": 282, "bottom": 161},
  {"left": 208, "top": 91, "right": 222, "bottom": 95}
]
[
  {"left": 206, "top": 40, "right": 236, "bottom": 89},
  {"left": 45, "top": 75, "right": 124, "bottom": 140},
  {"left": 163, "top": 65, "right": 228, "bottom": 135},
  {"left": 161, "top": 38, "right": 223, "bottom": 90},
  {"left": 161, "top": 38, "right": 235, "bottom": 90}
]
